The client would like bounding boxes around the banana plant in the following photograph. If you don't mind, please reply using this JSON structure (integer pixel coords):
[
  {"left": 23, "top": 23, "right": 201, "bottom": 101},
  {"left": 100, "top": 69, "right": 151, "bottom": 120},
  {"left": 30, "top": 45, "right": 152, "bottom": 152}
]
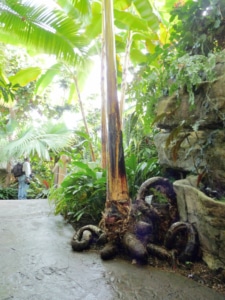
[{"left": 100, "top": 0, "right": 130, "bottom": 240}]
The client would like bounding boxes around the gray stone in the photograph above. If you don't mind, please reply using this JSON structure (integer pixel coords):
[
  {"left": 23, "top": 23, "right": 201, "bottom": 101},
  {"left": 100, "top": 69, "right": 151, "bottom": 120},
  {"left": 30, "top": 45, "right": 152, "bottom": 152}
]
[
  {"left": 154, "top": 50, "right": 225, "bottom": 271},
  {"left": 154, "top": 130, "right": 225, "bottom": 191},
  {"left": 173, "top": 177, "right": 225, "bottom": 270},
  {"left": 154, "top": 131, "right": 207, "bottom": 172}
]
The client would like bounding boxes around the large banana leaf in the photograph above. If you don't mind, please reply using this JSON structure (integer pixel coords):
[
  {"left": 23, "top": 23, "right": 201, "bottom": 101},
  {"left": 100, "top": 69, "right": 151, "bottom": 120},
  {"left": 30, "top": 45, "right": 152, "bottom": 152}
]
[
  {"left": 82, "top": 1, "right": 103, "bottom": 42},
  {"left": 9, "top": 67, "right": 42, "bottom": 86},
  {"left": 133, "top": 0, "right": 159, "bottom": 29},
  {"left": 114, "top": 10, "right": 149, "bottom": 31}
]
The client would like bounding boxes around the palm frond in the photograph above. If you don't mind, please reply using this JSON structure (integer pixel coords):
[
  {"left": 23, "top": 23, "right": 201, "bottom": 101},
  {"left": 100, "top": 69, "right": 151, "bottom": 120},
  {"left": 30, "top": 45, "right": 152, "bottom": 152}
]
[
  {"left": 0, "top": 0, "right": 90, "bottom": 65},
  {"left": 0, "top": 122, "right": 74, "bottom": 161}
]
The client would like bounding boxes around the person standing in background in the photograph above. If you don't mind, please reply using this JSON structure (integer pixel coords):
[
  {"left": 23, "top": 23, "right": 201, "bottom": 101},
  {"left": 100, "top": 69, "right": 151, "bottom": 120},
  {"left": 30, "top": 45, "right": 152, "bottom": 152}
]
[{"left": 18, "top": 157, "right": 32, "bottom": 200}]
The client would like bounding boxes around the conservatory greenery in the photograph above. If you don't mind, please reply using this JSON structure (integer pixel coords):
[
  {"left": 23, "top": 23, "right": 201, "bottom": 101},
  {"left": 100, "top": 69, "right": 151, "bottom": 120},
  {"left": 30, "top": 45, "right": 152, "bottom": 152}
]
[{"left": 0, "top": 0, "right": 223, "bottom": 224}]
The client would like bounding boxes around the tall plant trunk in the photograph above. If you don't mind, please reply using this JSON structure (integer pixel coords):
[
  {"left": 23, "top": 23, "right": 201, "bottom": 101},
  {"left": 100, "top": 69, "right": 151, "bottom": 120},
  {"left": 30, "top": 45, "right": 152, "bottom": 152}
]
[
  {"left": 101, "top": 1, "right": 107, "bottom": 169},
  {"left": 72, "top": 74, "right": 96, "bottom": 162},
  {"left": 101, "top": 0, "right": 130, "bottom": 241}
]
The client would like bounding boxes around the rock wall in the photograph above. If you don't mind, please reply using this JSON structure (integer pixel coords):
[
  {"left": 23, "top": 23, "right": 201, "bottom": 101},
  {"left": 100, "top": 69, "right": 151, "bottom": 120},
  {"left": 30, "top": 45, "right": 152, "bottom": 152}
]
[
  {"left": 154, "top": 50, "right": 225, "bottom": 191},
  {"left": 173, "top": 176, "right": 225, "bottom": 270},
  {"left": 154, "top": 50, "right": 225, "bottom": 270}
]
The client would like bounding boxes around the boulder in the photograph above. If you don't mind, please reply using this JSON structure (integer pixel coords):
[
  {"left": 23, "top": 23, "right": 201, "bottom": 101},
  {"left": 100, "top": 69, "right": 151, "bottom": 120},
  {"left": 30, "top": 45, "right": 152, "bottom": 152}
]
[
  {"left": 154, "top": 131, "right": 206, "bottom": 172},
  {"left": 154, "top": 129, "right": 225, "bottom": 193},
  {"left": 173, "top": 176, "right": 225, "bottom": 270}
]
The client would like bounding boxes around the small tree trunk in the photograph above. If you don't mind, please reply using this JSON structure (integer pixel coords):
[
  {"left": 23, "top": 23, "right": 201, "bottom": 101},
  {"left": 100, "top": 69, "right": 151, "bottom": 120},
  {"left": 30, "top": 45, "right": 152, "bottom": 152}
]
[
  {"left": 5, "top": 107, "right": 16, "bottom": 187},
  {"left": 72, "top": 74, "right": 96, "bottom": 162}
]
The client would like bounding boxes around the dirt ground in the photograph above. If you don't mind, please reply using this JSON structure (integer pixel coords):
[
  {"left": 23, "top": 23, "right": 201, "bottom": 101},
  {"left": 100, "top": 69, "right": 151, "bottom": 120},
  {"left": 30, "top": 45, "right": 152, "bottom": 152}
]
[{"left": 147, "top": 256, "right": 225, "bottom": 296}]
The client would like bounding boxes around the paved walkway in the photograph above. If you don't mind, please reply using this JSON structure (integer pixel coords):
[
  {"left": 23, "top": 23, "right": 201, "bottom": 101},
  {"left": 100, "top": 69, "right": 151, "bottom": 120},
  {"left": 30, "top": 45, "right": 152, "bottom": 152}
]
[{"left": 0, "top": 199, "right": 224, "bottom": 300}]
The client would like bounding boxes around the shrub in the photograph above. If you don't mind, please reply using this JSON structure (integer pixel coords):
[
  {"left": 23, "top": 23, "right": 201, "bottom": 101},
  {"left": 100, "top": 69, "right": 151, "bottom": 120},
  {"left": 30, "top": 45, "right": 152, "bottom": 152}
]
[{"left": 49, "top": 161, "right": 106, "bottom": 224}]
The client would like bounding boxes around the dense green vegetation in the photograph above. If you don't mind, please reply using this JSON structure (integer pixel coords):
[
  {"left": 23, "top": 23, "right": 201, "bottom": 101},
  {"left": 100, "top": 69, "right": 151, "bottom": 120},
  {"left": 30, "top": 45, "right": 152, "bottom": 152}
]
[{"left": 0, "top": 1, "right": 223, "bottom": 222}]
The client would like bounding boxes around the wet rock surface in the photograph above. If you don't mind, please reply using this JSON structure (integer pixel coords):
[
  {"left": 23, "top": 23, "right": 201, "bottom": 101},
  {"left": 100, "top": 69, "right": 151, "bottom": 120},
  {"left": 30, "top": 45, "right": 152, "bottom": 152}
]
[{"left": 0, "top": 199, "right": 224, "bottom": 300}]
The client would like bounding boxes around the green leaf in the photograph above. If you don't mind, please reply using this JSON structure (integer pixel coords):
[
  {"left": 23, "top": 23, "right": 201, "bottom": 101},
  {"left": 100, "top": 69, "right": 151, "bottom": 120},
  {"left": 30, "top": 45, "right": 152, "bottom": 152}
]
[
  {"left": 72, "top": 0, "right": 91, "bottom": 16},
  {"left": 85, "top": 15, "right": 102, "bottom": 38},
  {"left": 35, "top": 63, "right": 62, "bottom": 95},
  {"left": 56, "top": 0, "right": 79, "bottom": 19},
  {"left": 130, "top": 48, "right": 147, "bottom": 64},
  {"left": 132, "top": 32, "right": 158, "bottom": 41},
  {"left": 163, "top": 0, "right": 179, "bottom": 12},
  {"left": 125, "top": 154, "right": 137, "bottom": 170},
  {"left": 0, "top": 69, "right": 9, "bottom": 84},
  {"left": 73, "top": 161, "right": 91, "bottom": 170},
  {"left": 76, "top": 211, "right": 85, "bottom": 221},
  {"left": 0, "top": 87, "right": 9, "bottom": 102},
  {"left": 67, "top": 82, "right": 76, "bottom": 104},
  {"left": 75, "top": 130, "right": 91, "bottom": 140},
  {"left": 114, "top": 0, "right": 132, "bottom": 10},
  {"left": 0, "top": 29, "right": 26, "bottom": 48},
  {"left": 133, "top": 0, "right": 159, "bottom": 30},
  {"left": 72, "top": 161, "right": 96, "bottom": 177},
  {"left": 146, "top": 39, "right": 156, "bottom": 54},
  {"left": 114, "top": 9, "right": 149, "bottom": 31},
  {"left": 9, "top": 67, "right": 42, "bottom": 87}
]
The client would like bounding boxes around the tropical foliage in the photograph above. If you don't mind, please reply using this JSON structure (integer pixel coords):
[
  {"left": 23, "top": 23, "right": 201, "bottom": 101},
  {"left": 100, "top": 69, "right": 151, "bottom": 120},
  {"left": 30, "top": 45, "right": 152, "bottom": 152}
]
[
  {"left": 170, "top": 0, "right": 225, "bottom": 55},
  {"left": 0, "top": 121, "right": 74, "bottom": 161},
  {"left": 0, "top": 185, "right": 17, "bottom": 199},
  {"left": 48, "top": 160, "right": 106, "bottom": 223},
  {"left": 0, "top": 0, "right": 224, "bottom": 217},
  {"left": 0, "top": 0, "right": 89, "bottom": 64}
]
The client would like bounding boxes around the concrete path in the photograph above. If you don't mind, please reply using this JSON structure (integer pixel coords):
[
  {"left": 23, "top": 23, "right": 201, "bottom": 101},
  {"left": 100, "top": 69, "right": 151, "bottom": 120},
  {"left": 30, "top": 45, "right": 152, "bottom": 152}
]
[{"left": 0, "top": 199, "right": 224, "bottom": 300}]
